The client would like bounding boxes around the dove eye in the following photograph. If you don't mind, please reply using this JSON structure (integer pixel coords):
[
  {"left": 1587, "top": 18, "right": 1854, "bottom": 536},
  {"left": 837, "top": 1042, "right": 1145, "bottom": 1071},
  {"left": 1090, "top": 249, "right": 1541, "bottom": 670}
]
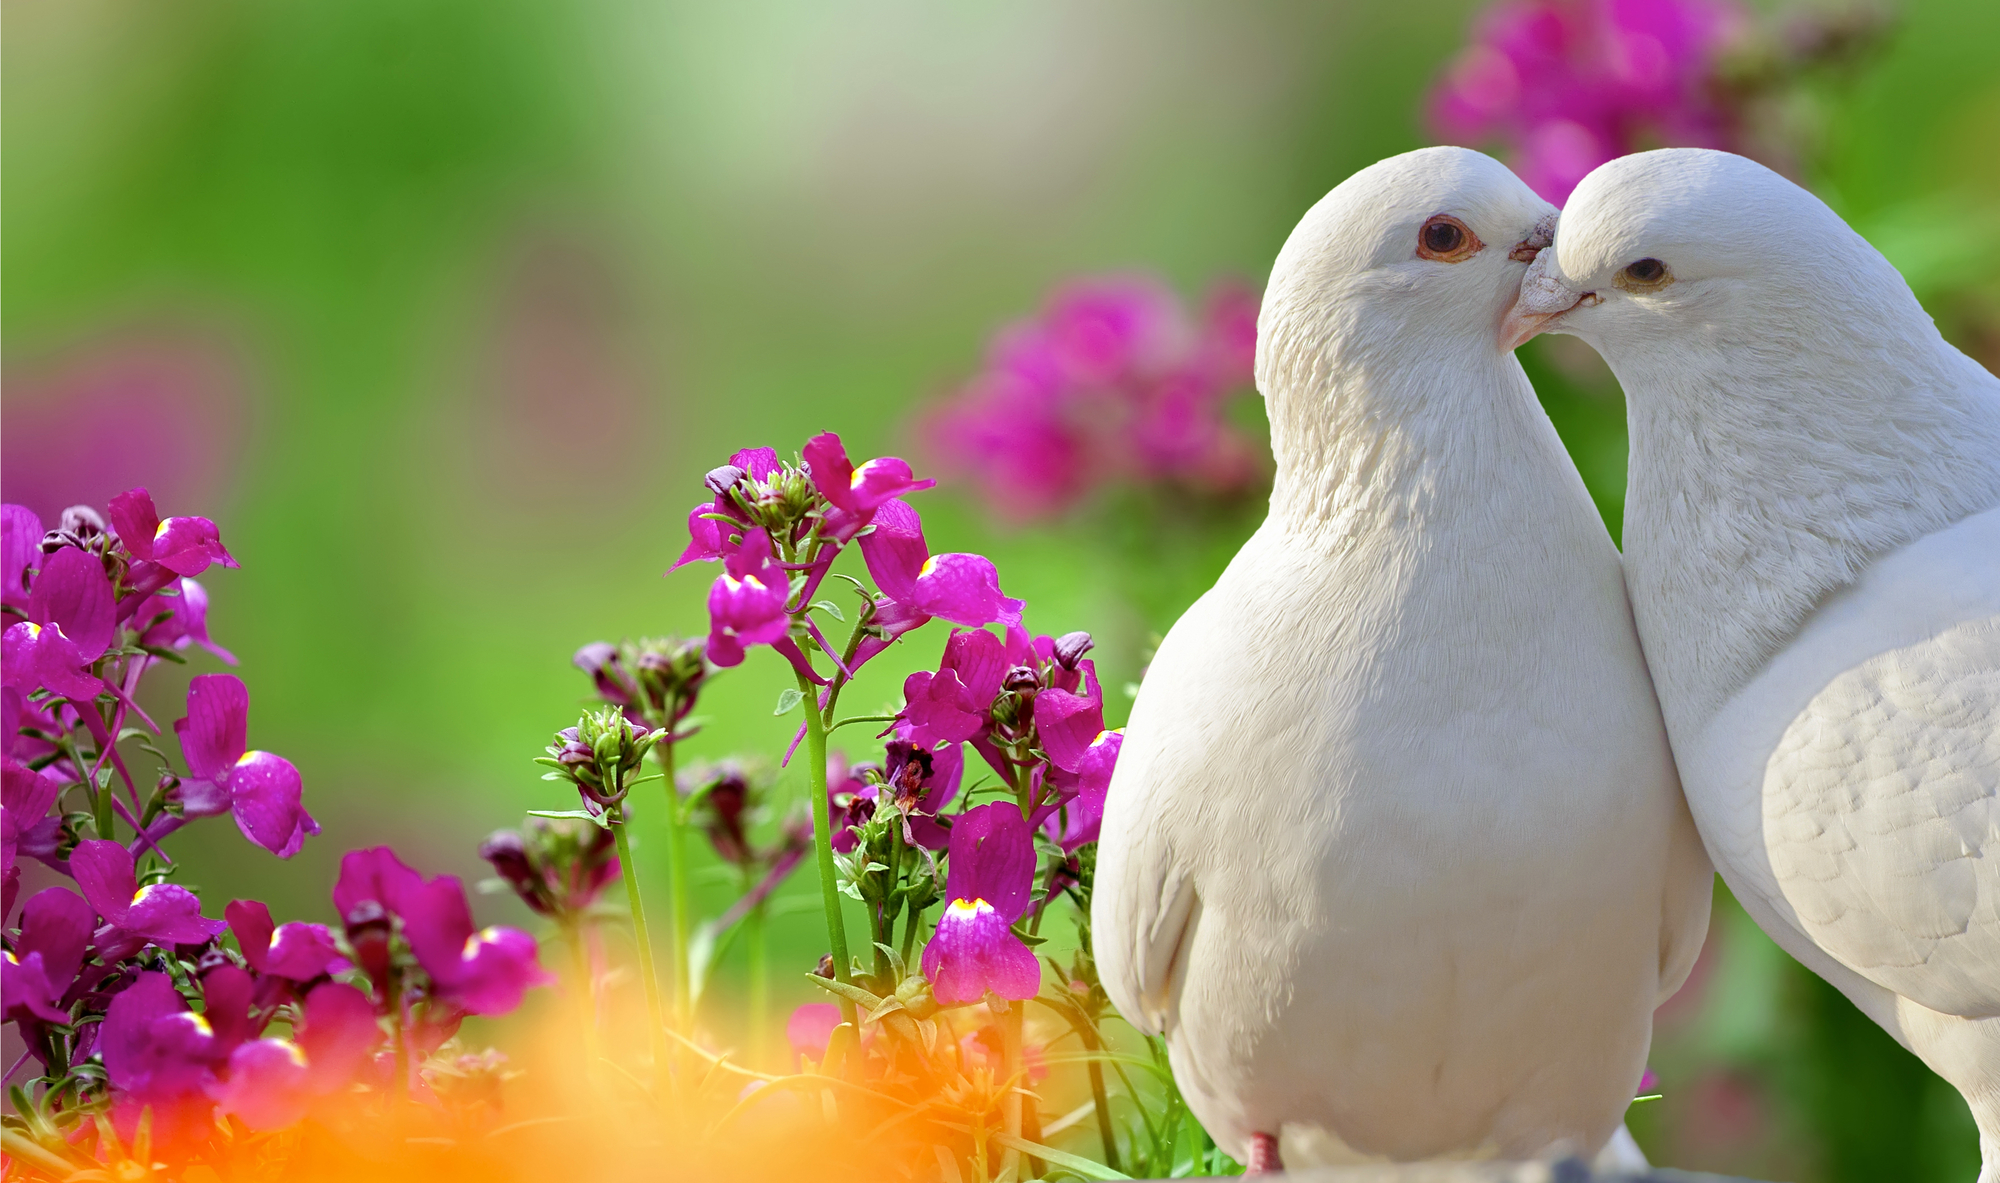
[
  {"left": 1416, "top": 215, "right": 1482, "bottom": 263},
  {"left": 1620, "top": 258, "right": 1671, "bottom": 289}
]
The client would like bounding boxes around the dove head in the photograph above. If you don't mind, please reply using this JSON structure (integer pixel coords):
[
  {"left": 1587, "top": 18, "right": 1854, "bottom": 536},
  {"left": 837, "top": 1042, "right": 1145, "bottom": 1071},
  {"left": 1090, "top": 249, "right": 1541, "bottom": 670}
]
[
  {"left": 1513, "top": 148, "right": 2000, "bottom": 724},
  {"left": 1510, "top": 148, "right": 1931, "bottom": 361},
  {"left": 1257, "top": 148, "right": 1555, "bottom": 453},
  {"left": 1260, "top": 147, "right": 1555, "bottom": 382}
]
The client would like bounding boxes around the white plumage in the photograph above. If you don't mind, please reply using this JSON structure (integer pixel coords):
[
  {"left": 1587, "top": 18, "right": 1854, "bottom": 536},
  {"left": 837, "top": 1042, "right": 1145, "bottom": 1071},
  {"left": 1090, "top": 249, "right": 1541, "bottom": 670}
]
[
  {"left": 1519, "top": 147, "right": 2000, "bottom": 1179},
  {"left": 1092, "top": 146, "right": 1712, "bottom": 1169}
]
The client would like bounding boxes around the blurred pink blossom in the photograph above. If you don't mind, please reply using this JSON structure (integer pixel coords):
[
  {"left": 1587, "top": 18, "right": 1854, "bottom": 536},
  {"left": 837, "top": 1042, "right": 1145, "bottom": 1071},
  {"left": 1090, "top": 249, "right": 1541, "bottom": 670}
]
[
  {"left": 921, "top": 275, "right": 1263, "bottom": 523},
  {"left": 1428, "top": 0, "right": 1748, "bottom": 202},
  {"left": 0, "top": 332, "right": 248, "bottom": 525}
]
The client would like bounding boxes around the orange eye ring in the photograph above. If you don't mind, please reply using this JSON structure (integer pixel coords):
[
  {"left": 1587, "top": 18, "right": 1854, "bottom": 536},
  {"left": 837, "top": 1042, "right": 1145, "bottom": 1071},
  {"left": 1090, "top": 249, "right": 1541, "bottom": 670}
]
[{"left": 1416, "top": 214, "right": 1483, "bottom": 263}]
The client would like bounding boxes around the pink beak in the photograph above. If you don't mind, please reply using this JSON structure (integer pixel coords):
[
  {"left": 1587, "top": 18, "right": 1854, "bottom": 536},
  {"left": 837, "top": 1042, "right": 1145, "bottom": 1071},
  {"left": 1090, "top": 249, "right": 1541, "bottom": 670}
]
[
  {"left": 1499, "top": 236, "right": 1591, "bottom": 351},
  {"left": 1498, "top": 299, "right": 1572, "bottom": 351}
]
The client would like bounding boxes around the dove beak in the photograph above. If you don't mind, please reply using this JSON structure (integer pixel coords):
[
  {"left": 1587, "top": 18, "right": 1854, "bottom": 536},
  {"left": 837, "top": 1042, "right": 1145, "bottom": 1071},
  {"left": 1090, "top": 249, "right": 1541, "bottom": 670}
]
[
  {"left": 1498, "top": 297, "right": 1577, "bottom": 351},
  {"left": 1499, "top": 244, "right": 1591, "bottom": 351}
]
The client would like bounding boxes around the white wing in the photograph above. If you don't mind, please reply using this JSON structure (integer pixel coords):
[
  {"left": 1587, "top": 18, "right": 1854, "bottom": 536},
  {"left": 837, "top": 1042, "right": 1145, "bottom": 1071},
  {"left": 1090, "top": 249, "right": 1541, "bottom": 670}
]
[{"left": 1764, "top": 615, "right": 2000, "bottom": 1019}]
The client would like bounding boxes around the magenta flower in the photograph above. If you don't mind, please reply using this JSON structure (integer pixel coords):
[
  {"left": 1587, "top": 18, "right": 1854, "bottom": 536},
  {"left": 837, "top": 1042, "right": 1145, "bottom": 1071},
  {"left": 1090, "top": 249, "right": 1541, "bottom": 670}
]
[
  {"left": 399, "top": 875, "right": 552, "bottom": 1015},
  {"left": 2, "top": 546, "right": 115, "bottom": 702},
  {"left": 801, "top": 431, "right": 935, "bottom": 542},
  {"left": 332, "top": 846, "right": 550, "bottom": 1016},
  {"left": 70, "top": 839, "right": 228, "bottom": 955},
  {"left": 100, "top": 972, "right": 220, "bottom": 1108},
  {"left": 703, "top": 528, "right": 793, "bottom": 669},
  {"left": 174, "top": 674, "right": 317, "bottom": 858},
  {"left": 921, "top": 802, "right": 1041, "bottom": 1006},
  {"left": 1, "top": 505, "right": 41, "bottom": 614},
  {"left": 786, "top": 1002, "right": 843, "bottom": 1065},
  {"left": 1427, "top": 0, "right": 1745, "bottom": 202},
  {"left": 671, "top": 446, "right": 784, "bottom": 570},
  {"left": 207, "top": 982, "right": 385, "bottom": 1132},
  {"left": 1033, "top": 664, "right": 1107, "bottom": 775},
  {"left": 3, "top": 888, "right": 93, "bottom": 1029},
  {"left": 3, "top": 759, "right": 67, "bottom": 881},
  {"left": 858, "top": 499, "right": 1024, "bottom": 631},
  {"left": 106, "top": 487, "right": 238, "bottom": 579},
  {"left": 1044, "top": 729, "right": 1122, "bottom": 852},
  {"left": 900, "top": 669, "right": 987, "bottom": 747},
  {"left": 130, "top": 578, "right": 235, "bottom": 665},
  {"left": 923, "top": 275, "right": 1263, "bottom": 522},
  {"left": 224, "top": 900, "right": 348, "bottom": 981},
  {"left": 884, "top": 740, "right": 963, "bottom": 851}
]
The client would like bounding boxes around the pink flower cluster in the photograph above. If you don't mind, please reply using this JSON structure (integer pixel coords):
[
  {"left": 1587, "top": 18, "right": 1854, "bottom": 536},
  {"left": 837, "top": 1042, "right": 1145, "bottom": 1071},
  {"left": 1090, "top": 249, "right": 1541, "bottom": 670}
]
[
  {"left": 1428, "top": 0, "right": 1746, "bottom": 203},
  {"left": 922, "top": 275, "right": 1263, "bottom": 522}
]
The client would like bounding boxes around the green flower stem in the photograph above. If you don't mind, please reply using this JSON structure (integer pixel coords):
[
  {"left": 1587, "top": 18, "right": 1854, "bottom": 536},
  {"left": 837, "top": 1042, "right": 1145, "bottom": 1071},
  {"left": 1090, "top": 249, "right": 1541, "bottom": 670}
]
[
  {"left": 798, "top": 668, "right": 858, "bottom": 1028},
  {"left": 878, "top": 823, "right": 906, "bottom": 979},
  {"left": 611, "top": 806, "right": 671, "bottom": 1086},
  {"left": 899, "top": 899, "right": 923, "bottom": 966},
  {"left": 655, "top": 739, "right": 693, "bottom": 1033}
]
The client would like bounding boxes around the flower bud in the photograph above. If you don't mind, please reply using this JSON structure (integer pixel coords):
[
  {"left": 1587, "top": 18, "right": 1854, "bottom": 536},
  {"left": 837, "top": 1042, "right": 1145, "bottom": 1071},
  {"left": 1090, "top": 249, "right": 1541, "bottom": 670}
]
[
  {"left": 1052, "top": 631, "right": 1095, "bottom": 670},
  {"left": 479, "top": 829, "right": 551, "bottom": 916},
  {"left": 342, "top": 899, "right": 395, "bottom": 994},
  {"left": 1002, "top": 665, "right": 1040, "bottom": 694},
  {"left": 704, "top": 464, "right": 748, "bottom": 498}
]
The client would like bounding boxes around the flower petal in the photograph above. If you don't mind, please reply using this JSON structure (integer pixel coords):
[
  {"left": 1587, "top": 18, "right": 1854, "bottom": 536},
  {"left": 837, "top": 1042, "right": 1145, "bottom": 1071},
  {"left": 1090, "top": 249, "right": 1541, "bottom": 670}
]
[
  {"left": 920, "top": 897, "right": 1042, "bottom": 1005},
  {"left": 106, "top": 489, "right": 163, "bottom": 561},
  {"left": 68, "top": 838, "right": 140, "bottom": 925},
  {"left": 226, "top": 750, "right": 310, "bottom": 857},
  {"left": 175, "top": 674, "right": 249, "bottom": 781},
  {"left": 297, "top": 982, "right": 384, "bottom": 1094},
  {"left": 942, "top": 802, "right": 1036, "bottom": 924},
  {"left": 857, "top": 498, "right": 928, "bottom": 603},
  {"left": 214, "top": 1039, "right": 310, "bottom": 1130},
  {"left": 911, "top": 554, "right": 1023, "bottom": 628},
  {"left": 26, "top": 547, "right": 115, "bottom": 661},
  {"left": 1034, "top": 688, "right": 1105, "bottom": 773},
  {"left": 1, "top": 505, "right": 44, "bottom": 612}
]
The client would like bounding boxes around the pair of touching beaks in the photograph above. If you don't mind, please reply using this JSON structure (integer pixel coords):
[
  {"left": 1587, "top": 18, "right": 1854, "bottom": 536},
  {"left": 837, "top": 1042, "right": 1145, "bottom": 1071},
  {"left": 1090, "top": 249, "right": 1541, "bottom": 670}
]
[{"left": 1498, "top": 211, "right": 1593, "bottom": 352}]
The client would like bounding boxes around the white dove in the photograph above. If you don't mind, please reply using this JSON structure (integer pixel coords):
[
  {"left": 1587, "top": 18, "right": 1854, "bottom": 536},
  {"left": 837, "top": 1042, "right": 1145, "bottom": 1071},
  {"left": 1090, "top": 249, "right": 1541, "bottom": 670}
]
[
  {"left": 1509, "top": 147, "right": 2000, "bottom": 1178},
  {"left": 1092, "top": 146, "right": 1712, "bottom": 1173}
]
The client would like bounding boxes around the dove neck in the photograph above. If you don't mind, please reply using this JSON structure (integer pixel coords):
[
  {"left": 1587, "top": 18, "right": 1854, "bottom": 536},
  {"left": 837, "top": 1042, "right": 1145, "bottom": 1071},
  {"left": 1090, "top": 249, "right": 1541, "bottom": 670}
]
[
  {"left": 1614, "top": 316, "right": 2000, "bottom": 731},
  {"left": 1262, "top": 333, "right": 1554, "bottom": 540}
]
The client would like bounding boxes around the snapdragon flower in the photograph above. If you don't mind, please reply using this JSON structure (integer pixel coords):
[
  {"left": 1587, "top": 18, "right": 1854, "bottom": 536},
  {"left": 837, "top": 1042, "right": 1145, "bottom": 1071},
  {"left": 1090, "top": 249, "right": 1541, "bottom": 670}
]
[
  {"left": 921, "top": 802, "right": 1041, "bottom": 1006},
  {"left": 69, "top": 839, "right": 228, "bottom": 957},
  {"left": 174, "top": 674, "right": 317, "bottom": 857},
  {"left": 224, "top": 899, "right": 348, "bottom": 981},
  {"left": 923, "top": 276, "right": 1263, "bottom": 522},
  {"left": 105, "top": 486, "right": 238, "bottom": 586},
  {"left": 3, "top": 887, "right": 93, "bottom": 1030},
  {"left": 479, "top": 817, "right": 621, "bottom": 920},
  {"left": 333, "top": 846, "right": 551, "bottom": 1016},
  {"left": 1427, "top": 0, "right": 1745, "bottom": 202},
  {"left": 2, "top": 546, "right": 115, "bottom": 702}
]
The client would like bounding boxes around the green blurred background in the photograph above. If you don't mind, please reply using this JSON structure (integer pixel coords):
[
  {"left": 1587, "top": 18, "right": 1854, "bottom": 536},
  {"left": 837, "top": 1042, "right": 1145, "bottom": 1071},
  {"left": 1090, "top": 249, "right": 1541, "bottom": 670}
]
[{"left": 5, "top": 1, "right": 1998, "bottom": 1177}]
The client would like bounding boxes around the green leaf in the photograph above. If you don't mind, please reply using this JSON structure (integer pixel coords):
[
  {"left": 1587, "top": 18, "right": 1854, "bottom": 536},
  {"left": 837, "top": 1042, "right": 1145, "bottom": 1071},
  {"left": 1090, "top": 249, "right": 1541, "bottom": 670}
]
[
  {"left": 526, "top": 809, "right": 608, "bottom": 828},
  {"left": 988, "top": 1134, "right": 1132, "bottom": 1180},
  {"left": 805, "top": 974, "right": 885, "bottom": 1012},
  {"left": 774, "top": 687, "right": 806, "bottom": 716},
  {"left": 810, "top": 599, "right": 845, "bottom": 622}
]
